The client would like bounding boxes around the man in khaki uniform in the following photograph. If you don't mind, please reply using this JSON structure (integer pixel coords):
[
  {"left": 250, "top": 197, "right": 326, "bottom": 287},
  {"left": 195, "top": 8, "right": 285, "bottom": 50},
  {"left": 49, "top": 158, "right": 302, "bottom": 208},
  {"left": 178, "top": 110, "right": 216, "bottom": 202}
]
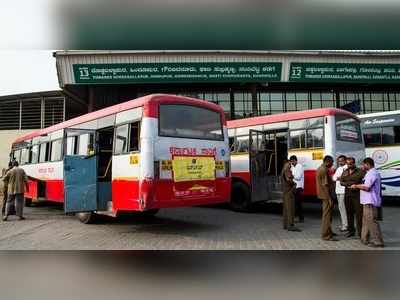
[
  {"left": 1, "top": 161, "right": 13, "bottom": 216},
  {"left": 3, "top": 161, "right": 29, "bottom": 221},
  {"left": 340, "top": 157, "right": 365, "bottom": 238},
  {"left": 316, "top": 155, "right": 337, "bottom": 241},
  {"left": 281, "top": 160, "right": 301, "bottom": 232}
]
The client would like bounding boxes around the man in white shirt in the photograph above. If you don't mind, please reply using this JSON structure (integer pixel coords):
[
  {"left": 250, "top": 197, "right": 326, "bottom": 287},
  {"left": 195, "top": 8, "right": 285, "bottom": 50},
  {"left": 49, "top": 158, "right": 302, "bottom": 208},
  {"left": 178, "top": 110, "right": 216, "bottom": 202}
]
[
  {"left": 290, "top": 155, "right": 304, "bottom": 223},
  {"left": 332, "top": 155, "right": 348, "bottom": 232}
]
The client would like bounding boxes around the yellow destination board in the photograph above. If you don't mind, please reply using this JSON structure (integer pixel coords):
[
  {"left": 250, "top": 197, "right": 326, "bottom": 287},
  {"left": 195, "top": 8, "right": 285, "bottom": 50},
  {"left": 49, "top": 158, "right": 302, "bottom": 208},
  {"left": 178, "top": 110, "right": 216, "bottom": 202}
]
[{"left": 172, "top": 156, "right": 216, "bottom": 182}]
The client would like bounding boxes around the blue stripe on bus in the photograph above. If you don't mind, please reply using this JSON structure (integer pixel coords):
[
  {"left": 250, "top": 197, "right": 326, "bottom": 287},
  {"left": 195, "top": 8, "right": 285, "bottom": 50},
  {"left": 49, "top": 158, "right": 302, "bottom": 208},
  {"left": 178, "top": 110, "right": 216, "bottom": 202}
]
[
  {"left": 381, "top": 175, "right": 400, "bottom": 181},
  {"left": 382, "top": 181, "right": 400, "bottom": 187}
]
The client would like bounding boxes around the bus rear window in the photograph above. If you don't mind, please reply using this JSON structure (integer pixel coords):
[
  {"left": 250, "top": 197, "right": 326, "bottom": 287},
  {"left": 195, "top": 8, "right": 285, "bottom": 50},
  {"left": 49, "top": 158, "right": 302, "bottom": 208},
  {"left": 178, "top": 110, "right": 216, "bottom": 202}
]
[
  {"left": 336, "top": 115, "right": 362, "bottom": 143},
  {"left": 159, "top": 104, "right": 223, "bottom": 141}
]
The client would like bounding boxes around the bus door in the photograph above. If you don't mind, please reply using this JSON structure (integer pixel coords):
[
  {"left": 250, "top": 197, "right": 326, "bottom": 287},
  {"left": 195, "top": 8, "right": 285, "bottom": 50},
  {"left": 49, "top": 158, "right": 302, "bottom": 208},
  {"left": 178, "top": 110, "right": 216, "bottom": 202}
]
[
  {"left": 249, "top": 130, "right": 270, "bottom": 202},
  {"left": 264, "top": 130, "right": 288, "bottom": 196},
  {"left": 63, "top": 129, "right": 98, "bottom": 213}
]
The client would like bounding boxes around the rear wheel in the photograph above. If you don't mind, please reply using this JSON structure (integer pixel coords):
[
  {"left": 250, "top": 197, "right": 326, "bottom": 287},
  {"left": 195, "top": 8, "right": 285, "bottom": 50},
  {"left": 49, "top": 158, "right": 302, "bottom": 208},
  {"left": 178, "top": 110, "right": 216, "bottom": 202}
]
[
  {"left": 25, "top": 198, "right": 32, "bottom": 207},
  {"left": 76, "top": 212, "right": 97, "bottom": 224},
  {"left": 230, "top": 181, "right": 252, "bottom": 212}
]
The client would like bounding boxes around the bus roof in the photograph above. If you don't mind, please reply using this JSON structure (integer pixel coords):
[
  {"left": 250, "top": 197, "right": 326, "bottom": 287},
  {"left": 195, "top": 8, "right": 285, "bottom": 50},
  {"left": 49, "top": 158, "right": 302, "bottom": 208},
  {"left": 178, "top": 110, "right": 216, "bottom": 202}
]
[
  {"left": 13, "top": 94, "right": 225, "bottom": 144},
  {"left": 227, "top": 108, "right": 358, "bottom": 129},
  {"left": 359, "top": 110, "right": 400, "bottom": 119}
]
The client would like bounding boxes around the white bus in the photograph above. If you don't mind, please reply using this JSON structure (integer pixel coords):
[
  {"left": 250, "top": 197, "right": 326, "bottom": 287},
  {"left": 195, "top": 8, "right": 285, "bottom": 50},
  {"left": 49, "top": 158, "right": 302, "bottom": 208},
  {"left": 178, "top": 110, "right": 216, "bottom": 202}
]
[
  {"left": 227, "top": 108, "right": 365, "bottom": 211},
  {"left": 360, "top": 110, "right": 400, "bottom": 198}
]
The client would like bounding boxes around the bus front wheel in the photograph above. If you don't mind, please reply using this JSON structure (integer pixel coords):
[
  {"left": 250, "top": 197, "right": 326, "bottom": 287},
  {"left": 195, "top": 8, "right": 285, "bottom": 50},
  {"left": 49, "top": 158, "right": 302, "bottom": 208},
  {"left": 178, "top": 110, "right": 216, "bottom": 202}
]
[
  {"left": 76, "top": 212, "right": 97, "bottom": 224},
  {"left": 230, "top": 181, "right": 252, "bottom": 212}
]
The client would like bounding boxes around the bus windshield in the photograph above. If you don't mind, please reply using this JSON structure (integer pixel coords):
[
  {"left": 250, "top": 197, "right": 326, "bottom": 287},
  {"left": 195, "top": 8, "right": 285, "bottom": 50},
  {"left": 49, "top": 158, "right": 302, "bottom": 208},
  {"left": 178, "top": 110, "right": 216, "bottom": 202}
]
[
  {"left": 335, "top": 114, "right": 362, "bottom": 143},
  {"left": 159, "top": 104, "right": 224, "bottom": 141}
]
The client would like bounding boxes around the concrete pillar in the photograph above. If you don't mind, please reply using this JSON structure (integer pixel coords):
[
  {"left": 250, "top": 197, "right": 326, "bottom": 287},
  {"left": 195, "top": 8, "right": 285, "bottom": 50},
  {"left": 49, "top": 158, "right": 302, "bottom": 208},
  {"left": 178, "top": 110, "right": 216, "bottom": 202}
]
[
  {"left": 229, "top": 88, "right": 235, "bottom": 120},
  {"left": 335, "top": 91, "right": 340, "bottom": 108},
  {"left": 251, "top": 84, "right": 258, "bottom": 116},
  {"left": 88, "top": 86, "right": 95, "bottom": 112}
]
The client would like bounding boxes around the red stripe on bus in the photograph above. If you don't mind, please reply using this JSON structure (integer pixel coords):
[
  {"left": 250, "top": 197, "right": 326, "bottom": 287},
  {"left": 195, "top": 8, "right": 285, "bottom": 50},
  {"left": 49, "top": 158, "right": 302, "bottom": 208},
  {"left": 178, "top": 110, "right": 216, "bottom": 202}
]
[
  {"left": 111, "top": 178, "right": 230, "bottom": 212},
  {"left": 45, "top": 180, "right": 64, "bottom": 202},
  {"left": 303, "top": 170, "right": 317, "bottom": 196}
]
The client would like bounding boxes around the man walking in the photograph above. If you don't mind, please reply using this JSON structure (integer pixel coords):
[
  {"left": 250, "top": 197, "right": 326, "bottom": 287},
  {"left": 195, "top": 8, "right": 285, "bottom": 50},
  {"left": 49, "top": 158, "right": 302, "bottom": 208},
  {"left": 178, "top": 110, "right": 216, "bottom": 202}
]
[
  {"left": 316, "top": 155, "right": 337, "bottom": 241},
  {"left": 332, "top": 155, "right": 348, "bottom": 232},
  {"left": 290, "top": 155, "right": 304, "bottom": 223},
  {"left": 1, "top": 161, "right": 13, "bottom": 216},
  {"left": 351, "top": 158, "right": 384, "bottom": 248},
  {"left": 2, "top": 161, "right": 29, "bottom": 221},
  {"left": 281, "top": 159, "right": 301, "bottom": 232},
  {"left": 340, "top": 157, "right": 365, "bottom": 238}
]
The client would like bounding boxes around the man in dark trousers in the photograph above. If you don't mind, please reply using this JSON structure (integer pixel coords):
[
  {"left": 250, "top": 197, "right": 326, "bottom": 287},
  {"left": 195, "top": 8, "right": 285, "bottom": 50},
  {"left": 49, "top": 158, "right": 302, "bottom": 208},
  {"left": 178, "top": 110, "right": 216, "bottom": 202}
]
[
  {"left": 340, "top": 157, "right": 365, "bottom": 238},
  {"left": 290, "top": 155, "right": 304, "bottom": 223},
  {"left": 2, "top": 160, "right": 29, "bottom": 221},
  {"left": 281, "top": 159, "right": 301, "bottom": 232},
  {"left": 1, "top": 161, "right": 13, "bottom": 216},
  {"left": 316, "top": 155, "right": 337, "bottom": 241}
]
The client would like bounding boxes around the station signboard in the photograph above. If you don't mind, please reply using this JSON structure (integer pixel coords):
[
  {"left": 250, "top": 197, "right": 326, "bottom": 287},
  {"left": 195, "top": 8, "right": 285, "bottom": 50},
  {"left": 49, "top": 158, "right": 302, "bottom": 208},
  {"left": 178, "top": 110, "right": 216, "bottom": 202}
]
[
  {"left": 289, "top": 62, "right": 400, "bottom": 82},
  {"left": 73, "top": 62, "right": 282, "bottom": 84}
]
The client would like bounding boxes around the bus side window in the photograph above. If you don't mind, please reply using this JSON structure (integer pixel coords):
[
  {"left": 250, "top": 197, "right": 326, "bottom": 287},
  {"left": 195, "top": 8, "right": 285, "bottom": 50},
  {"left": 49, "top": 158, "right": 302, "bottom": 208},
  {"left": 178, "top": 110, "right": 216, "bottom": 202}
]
[
  {"left": 39, "top": 142, "right": 50, "bottom": 163},
  {"left": 363, "top": 127, "right": 381, "bottom": 146},
  {"left": 306, "top": 128, "right": 324, "bottom": 148},
  {"left": 14, "top": 149, "right": 21, "bottom": 163},
  {"left": 66, "top": 136, "right": 78, "bottom": 155},
  {"left": 289, "top": 130, "right": 306, "bottom": 149},
  {"left": 114, "top": 124, "right": 129, "bottom": 155},
  {"left": 394, "top": 126, "right": 400, "bottom": 144},
  {"left": 78, "top": 133, "right": 95, "bottom": 156},
  {"left": 31, "top": 145, "right": 39, "bottom": 164},
  {"left": 129, "top": 121, "right": 140, "bottom": 152},
  {"left": 20, "top": 147, "right": 29, "bottom": 165},
  {"left": 379, "top": 126, "right": 400, "bottom": 145},
  {"left": 236, "top": 136, "right": 249, "bottom": 152},
  {"left": 50, "top": 139, "right": 63, "bottom": 161}
]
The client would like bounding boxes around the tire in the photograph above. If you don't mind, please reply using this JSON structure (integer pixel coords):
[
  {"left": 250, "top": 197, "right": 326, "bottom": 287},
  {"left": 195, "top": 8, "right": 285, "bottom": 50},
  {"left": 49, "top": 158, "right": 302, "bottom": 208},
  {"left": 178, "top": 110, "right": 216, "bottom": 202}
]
[
  {"left": 25, "top": 198, "right": 32, "bottom": 207},
  {"left": 230, "top": 181, "right": 252, "bottom": 212},
  {"left": 76, "top": 211, "right": 97, "bottom": 224}
]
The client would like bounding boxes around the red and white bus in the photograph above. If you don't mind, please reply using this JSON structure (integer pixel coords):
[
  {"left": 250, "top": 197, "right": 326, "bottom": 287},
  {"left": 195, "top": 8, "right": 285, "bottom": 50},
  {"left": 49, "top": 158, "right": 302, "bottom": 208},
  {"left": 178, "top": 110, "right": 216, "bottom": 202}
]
[
  {"left": 227, "top": 108, "right": 365, "bottom": 211},
  {"left": 10, "top": 94, "right": 230, "bottom": 223}
]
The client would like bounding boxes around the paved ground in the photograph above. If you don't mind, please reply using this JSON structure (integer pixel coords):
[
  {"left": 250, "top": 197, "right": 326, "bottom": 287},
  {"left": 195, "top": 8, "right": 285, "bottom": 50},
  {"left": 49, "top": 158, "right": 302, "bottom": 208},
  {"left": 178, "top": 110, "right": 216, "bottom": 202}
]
[{"left": 0, "top": 201, "right": 399, "bottom": 250}]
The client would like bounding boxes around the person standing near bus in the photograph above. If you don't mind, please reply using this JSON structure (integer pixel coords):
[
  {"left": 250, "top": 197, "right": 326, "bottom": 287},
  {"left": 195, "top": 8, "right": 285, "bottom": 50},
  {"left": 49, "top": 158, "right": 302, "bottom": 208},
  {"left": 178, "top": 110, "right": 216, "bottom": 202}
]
[
  {"left": 351, "top": 158, "right": 384, "bottom": 248},
  {"left": 316, "top": 155, "right": 337, "bottom": 241},
  {"left": 2, "top": 160, "right": 29, "bottom": 221},
  {"left": 281, "top": 160, "right": 301, "bottom": 232},
  {"left": 290, "top": 155, "right": 304, "bottom": 223},
  {"left": 332, "top": 155, "right": 348, "bottom": 232},
  {"left": 340, "top": 157, "right": 365, "bottom": 238},
  {"left": 1, "top": 161, "right": 13, "bottom": 216}
]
